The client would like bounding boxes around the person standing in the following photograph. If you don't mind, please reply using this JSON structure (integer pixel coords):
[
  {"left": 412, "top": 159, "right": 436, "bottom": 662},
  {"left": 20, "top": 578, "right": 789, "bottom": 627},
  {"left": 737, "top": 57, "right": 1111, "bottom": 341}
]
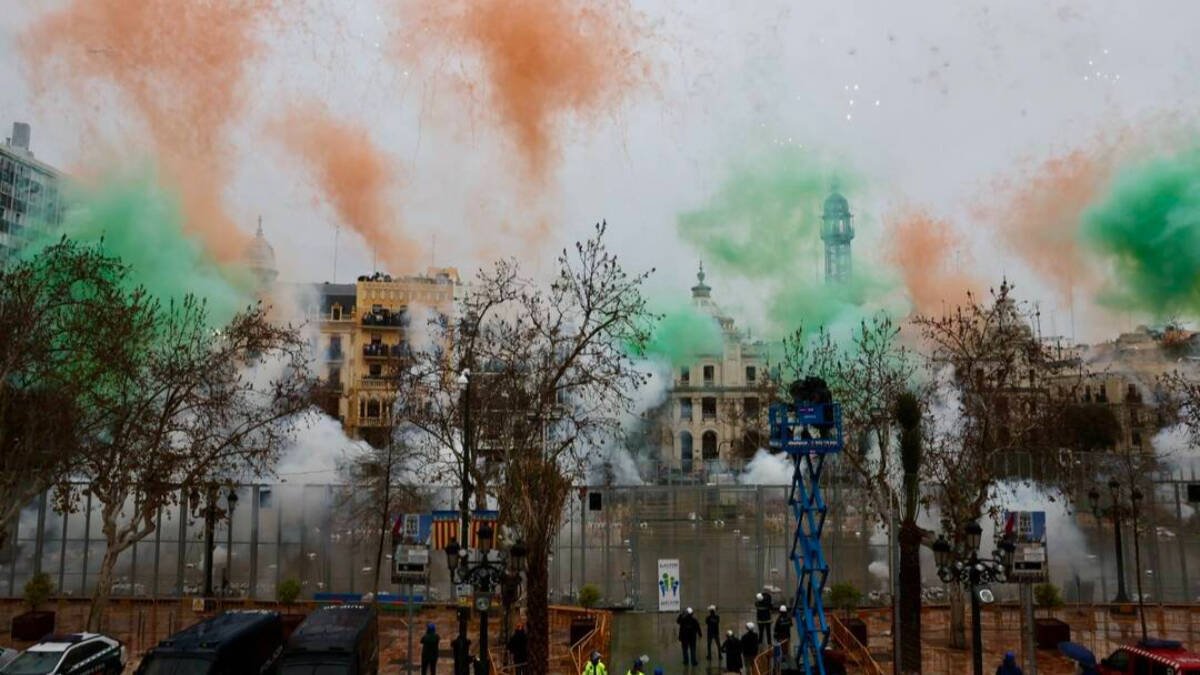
[
  {"left": 996, "top": 651, "right": 1024, "bottom": 675},
  {"left": 583, "top": 651, "right": 608, "bottom": 675},
  {"left": 721, "top": 630, "right": 743, "bottom": 674},
  {"left": 773, "top": 605, "right": 793, "bottom": 655},
  {"left": 705, "top": 606, "right": 721, "bottom": 662},
  {"left": 421, "top": 623, "right": 440, "bottom": 675},
  {"left": 507, "top": 624, "right": 529, "bottom": 675},
  {"left": 740, "top": 623, "right": 759, "bottom": 668},
  {"left": 450, "top": 632, "right": 471, "bottom": 675},
  {"left": 754, "top": 593, "right": 772, "bottom": 646},
  {"left": 677, "top": 607, "right": 701, "bottom": 666},
  {"left": 625, "top": 655, "right": 650, "bottom": 675}
]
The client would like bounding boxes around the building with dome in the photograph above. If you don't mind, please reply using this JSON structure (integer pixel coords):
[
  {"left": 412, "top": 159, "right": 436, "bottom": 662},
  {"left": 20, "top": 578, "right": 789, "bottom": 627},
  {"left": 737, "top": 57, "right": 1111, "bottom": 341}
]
[
  {"left": 821, "top": 189, "right": 854, "bottom": 284},
  {"left": 647, "top": 264, "right": 770, "bottom": 480},
  {"left": 243, "top": 216, "right": 279, "bottom": 287}
]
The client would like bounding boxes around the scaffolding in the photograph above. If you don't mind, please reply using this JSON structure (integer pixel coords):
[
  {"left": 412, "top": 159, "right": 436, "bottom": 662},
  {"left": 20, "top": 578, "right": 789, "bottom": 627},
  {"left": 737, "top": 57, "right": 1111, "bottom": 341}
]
[{"left": 770, "top": 378, "right": 844, "bottom": 675}]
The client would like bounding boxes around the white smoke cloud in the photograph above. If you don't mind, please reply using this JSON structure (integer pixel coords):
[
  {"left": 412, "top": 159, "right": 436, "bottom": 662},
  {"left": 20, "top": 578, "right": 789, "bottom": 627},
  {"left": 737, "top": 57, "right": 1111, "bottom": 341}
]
[
  {"left": 739, "top": 449, "right": 792, "bottom": 485},
  {"left": 276, "top": 410, "right": 368, "bottom": 481}
]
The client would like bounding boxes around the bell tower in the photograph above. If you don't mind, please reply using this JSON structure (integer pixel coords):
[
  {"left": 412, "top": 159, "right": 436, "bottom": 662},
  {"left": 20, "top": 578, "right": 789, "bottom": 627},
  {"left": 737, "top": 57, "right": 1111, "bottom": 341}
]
[{"left": 821, "top": 188, "right": 854, "bottom": 284}]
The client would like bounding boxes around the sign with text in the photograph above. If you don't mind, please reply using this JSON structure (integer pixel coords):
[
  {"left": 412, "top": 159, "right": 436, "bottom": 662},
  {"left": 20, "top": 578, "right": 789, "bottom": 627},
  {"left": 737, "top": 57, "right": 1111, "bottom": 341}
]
[
  {"left": 657, "top": 559, "right": 681, "bottom": 612},
  {"left": 1003, "top": 511, "right": 1048, "bottom": 583}
]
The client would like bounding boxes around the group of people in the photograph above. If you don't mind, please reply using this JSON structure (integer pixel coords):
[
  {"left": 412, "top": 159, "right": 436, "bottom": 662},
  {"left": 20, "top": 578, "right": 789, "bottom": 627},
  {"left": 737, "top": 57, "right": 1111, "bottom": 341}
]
[
  {"left": 670, "top": 590, "right": 799, "bottom": 674},
  {"left": 419, "top": 621, "right": 531, "bottom": 675}
]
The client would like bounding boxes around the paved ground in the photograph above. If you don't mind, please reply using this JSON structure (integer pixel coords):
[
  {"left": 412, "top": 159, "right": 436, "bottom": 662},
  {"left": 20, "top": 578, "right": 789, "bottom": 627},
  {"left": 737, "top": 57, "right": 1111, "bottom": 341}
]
[{"left": 6, "top": 599, "right": 1200, "bottom": 674}]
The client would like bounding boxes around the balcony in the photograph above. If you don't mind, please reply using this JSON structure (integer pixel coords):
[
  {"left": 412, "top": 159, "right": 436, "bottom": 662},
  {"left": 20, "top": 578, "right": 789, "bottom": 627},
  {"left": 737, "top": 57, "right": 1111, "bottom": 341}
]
[
  {"left": 363, "top": 343, "right": 410, "bottom": 359},
  {"left": 361, "top": 309, "right": 407, "bottom": 328},
  {"left": 325, "top": 347, "right": 344, "bottom": 362}
]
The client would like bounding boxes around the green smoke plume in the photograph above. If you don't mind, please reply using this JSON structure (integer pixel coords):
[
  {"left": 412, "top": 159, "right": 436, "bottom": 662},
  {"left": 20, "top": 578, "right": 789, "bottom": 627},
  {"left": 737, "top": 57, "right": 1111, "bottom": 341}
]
[
  {"left": 677, "top": 146, "right": 889, "bottom": 336},
  {"left": 1083, "top": 149, "right": 1200, "bottom": 316},
  {"left": 641, "top": 300, "right": 724, "bottom": 366},
  {"left": 23, "top": 170, "right": 255, "bottom": 325}
]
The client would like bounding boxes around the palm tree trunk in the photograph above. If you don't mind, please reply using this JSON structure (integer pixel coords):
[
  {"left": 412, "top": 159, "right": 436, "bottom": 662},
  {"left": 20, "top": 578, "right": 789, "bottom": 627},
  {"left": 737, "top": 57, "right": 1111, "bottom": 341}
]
[{"left": 898, "top": 521, "right": 923, "bottom": 673}]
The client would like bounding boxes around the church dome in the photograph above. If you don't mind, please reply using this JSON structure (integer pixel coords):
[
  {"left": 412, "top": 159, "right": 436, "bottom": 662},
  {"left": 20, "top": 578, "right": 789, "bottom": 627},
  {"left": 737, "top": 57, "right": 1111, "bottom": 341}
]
[{"left": 244, "top": 217, "right": 278, "bottom": 284}]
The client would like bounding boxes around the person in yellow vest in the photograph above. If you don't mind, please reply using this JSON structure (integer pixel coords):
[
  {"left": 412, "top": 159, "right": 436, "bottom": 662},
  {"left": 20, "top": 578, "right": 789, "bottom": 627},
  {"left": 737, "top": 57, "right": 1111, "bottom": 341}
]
[
  {"left": 583, "top": 651, "right": 607, "bottom": 675},
  {"left": 625, "top": 654, "right": 649, "bottom": 675}
]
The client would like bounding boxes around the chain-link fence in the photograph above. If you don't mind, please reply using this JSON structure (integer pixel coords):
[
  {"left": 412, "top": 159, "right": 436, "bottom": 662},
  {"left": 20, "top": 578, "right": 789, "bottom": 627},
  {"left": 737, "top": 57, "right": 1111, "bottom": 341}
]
[{"left": 5, "top": 455, "right": 1200, "bottom": 609}]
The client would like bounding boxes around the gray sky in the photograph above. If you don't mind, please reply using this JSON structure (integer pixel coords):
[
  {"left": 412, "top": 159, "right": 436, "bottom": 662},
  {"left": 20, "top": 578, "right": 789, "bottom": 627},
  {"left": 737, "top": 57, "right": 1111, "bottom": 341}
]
[{"left": 3, "top": 0, "right": 1199, "bottom": 337}]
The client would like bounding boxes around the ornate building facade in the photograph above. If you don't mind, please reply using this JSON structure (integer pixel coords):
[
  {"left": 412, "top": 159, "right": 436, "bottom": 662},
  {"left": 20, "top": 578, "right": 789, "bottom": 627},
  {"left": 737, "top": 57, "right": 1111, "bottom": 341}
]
[{"left": 653, "top": 265, "right": 770, "bottom": 477}]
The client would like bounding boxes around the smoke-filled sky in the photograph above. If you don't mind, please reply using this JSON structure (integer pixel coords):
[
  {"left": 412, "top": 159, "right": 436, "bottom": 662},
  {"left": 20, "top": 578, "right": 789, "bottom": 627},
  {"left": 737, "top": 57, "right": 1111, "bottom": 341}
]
[{"left": 5, "top": 0, "right": 1200, "bottom": 341}]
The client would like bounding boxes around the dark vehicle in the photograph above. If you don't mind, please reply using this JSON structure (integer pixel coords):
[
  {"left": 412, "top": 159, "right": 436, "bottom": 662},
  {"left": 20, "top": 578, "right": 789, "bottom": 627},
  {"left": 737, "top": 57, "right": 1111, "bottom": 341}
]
[
  {"left": 136, "top": 610, "right": 284, "bottom": 675},
  {"left": 0, "top": 633, "right": 124, "bottom": 675},
  {"left": 1097, "top": 639, "right": 1200, "bottom": 675},
  {"left": 277, "top": 604, "right": 379, "bottom": 675}
]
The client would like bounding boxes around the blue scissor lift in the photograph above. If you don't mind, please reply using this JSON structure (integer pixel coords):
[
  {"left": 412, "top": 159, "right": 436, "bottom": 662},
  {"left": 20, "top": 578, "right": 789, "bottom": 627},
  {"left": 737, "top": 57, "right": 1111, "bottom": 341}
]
[{"left": 768, "top": 378, "right": 844, "bottom": 675}]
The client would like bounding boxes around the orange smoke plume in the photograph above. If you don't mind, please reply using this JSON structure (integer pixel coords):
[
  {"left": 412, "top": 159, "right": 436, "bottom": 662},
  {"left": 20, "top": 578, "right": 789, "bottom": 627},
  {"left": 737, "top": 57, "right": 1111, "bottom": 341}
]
[
  {"left": 978, "top": 141, "right": 1127, "bottom": 298},
  {"left": 886, "top": 208, "right": 982, "bottom": 316},
  {"left": 273, "top": 104, "right": 421, "bottom": 274},
  {"left": 21, "top": 0, "right": 274, "bottom": 261},
  {"left": 397, "top": 0, "right": 649, "bottom": 183}
]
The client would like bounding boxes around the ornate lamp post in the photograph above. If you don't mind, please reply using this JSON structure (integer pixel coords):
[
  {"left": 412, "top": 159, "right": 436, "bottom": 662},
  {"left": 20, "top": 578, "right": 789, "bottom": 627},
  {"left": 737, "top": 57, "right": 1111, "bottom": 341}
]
[
  {"left": 224, "top": 489, "right": 238, "bottom": 598},
  {"left": 933, "top": 522, "right": 1015, "bottom": 675},
  {"left": 446, "top": 526, "right": 528, "bottom": 675},
  {"left": 1087, "top": 479, "right": 1132, "bottom": 604},
  {"left": 1089, "top": 479, "right": 1147, "bottom": 639}
]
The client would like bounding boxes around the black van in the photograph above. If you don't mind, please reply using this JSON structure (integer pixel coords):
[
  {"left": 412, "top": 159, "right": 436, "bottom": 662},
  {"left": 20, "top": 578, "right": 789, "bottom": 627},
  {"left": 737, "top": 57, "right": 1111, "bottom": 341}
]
[
  {"left": 277, "top": 604, "right": 378, "bottom": 675},
  {"left": 136, "top": 610, "right": 284, "bottom": 675}
]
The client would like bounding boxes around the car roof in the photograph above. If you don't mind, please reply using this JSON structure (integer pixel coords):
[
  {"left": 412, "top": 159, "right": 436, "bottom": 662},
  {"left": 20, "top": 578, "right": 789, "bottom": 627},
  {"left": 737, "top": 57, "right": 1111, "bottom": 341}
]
[
  {"left": 1123, "top": 641, "right": 1200, "bottom": 667},
  {"left": 152, "top": 610, "right": 280, "bottom": 655},
  {"left": 285, "top": 604, "right": 375, "bottom": 654},
  {"left": 28, "top": 634, "right": 114, "bottom": 653}
]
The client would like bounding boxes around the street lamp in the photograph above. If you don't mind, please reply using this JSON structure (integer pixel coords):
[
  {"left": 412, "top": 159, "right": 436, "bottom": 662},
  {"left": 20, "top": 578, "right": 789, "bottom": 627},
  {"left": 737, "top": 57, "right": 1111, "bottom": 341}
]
[
  {"left": 1088, "top": 479, "right": 1132, "bottom": 604},
  {"left": 224, "top": 489, "right": 239, "bottom": 599},
  {"left": 933, "top": 522, "right": 1014, "bottom": 675},
  {"left": 445, "top": 533, "right": 528, "bottom": 675}
]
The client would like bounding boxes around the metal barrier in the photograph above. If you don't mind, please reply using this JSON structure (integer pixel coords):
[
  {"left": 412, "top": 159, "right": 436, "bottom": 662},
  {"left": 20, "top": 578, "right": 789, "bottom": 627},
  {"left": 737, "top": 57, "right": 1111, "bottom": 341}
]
[{"left": 828, "top": 614, "right": 885, "bottom": 675}]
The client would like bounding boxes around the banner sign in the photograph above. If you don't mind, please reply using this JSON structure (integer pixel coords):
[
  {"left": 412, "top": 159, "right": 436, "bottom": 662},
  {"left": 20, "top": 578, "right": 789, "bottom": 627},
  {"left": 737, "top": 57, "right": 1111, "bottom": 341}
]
[
  {"left": 1003, "top": 511, "right": 1048, "bottom": 582},
  {"left": 658, "top": 559, "right": 681, "bottom": 612}
]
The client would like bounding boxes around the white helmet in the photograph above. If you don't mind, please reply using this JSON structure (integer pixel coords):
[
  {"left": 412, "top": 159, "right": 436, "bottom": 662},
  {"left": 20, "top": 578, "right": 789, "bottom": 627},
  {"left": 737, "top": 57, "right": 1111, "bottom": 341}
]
[
  {"left": 755, "top": 593, "right": 764, "bottom": 601},
  {"left": 708, "top": 605, "right": 717, "bottom": 612},
  {"left": 780, "top": 605, "right": 788, "bottom": 612},
  {"left": 746, "top": 621, "right": 756, "bottom": 630},
  {"left": 686, "top": 607, "right": 693, "bottom": 614},
  {"left": 727, "top": 629, "right": 734, "bottom": 637}
]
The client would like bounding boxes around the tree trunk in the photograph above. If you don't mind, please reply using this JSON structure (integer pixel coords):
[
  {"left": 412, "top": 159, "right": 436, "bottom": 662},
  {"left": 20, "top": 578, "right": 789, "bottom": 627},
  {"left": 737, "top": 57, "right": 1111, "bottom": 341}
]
[
  {"left": 526, "top": 541, "right": 551, "bottom": 675},
  {"left": 948, "top": 584, "right": 966, "bottom": 649},
  {"left": 87, "top": 546, "right": 122, "bottom": 631},
  {"left": 898, "top": 521, "right": 923, "bottom": 674},
  {"left": 374, "top": 444, "right": 394, "bottom": 596}
]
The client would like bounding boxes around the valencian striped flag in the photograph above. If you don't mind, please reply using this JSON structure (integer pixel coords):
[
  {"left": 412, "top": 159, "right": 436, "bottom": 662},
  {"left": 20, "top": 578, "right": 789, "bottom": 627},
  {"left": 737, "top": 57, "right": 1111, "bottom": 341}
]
[
  {"left": 431, "top": 511, "right": 459, "bottom": 550},
  {"left": 429, "top": 510, "right": 502, "bottom": 550}
]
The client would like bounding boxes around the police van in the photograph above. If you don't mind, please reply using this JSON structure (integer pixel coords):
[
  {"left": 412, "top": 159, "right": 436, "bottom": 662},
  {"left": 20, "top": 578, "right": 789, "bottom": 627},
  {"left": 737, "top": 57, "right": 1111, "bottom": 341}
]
[
  {"left": 277, "top": 604, "right": 379, "bottom": 675},
  {"left": 136, "top": 610, "right": 284, "bottom": 675}
]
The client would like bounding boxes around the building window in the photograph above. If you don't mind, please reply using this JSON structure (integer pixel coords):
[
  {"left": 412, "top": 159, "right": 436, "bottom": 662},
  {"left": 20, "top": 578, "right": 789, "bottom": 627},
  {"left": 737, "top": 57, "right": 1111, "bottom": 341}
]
[
  {"left": 1083, "top": 386, "right": 1092, "bottom": 403},
  {"left": 702, "top": 397, "right": 717, "bottom": 421},
  {"left": 702, "top": 431, "right": 718, "bottom": 460},
  {"left": 680, "top": 398, "right": 693, "bottom": 421},
  {"left": 744, "top": 397, "right": 760, "bottom": 419},
  {"left": 1130, "top": 408, "right": 1141, "bottom": 426},
  {"left": 331, "top": 305, "right": 342, "bottom": 321},
  {"left": 741, "top": 430, "right": 763, "bottom": 458},
  {"left": 328, "top": 366, "right": 341, "bottom": 387},
  {"left": 1098, "top": 385, "right": 1108, "bottom": 403},
  {"left": 680, "top": 366, "right": 690, "bottom": 385},
  {"left": 369, "top": 364, "right": 382, "bottom": 378},
  {"left": 680, "top": 432, "right": 694, "bottom": 473},
  {"left": 366, "top": 399, "right": 381, "bottom": 418},
  {"left": 703, "top": 365, "right": 715, "bottom": 386},
  {"left": 746, "top": 366, "right": 757, "bottom": 383},
  {"left": 1132, "top": 431, "right": 1142, "bottom": 447},
  {"left": 1127, "top": 383, "right": 1142, "bottom": 403},
  {"left": 329, "top": 335, "right": 342, "bottom": 360}
]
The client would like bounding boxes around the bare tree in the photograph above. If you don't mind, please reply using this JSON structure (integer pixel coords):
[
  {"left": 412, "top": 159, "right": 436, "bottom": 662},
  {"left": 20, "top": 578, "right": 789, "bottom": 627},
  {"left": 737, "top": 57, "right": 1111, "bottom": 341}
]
[
  {"left": 0, "top": 239, "right": 155, "bottom": 543},
  {"left": 394, "top": 223, "right": 654, "bottom": 675},
  {"left": 66, "top": 297, "right": 313, "bottom": 629},
  {"left": 777, "top": 312, "right": 917, "bottom": 524},
  {"left": 913, "top": 280, "right": 1078, "bottom": 647}
]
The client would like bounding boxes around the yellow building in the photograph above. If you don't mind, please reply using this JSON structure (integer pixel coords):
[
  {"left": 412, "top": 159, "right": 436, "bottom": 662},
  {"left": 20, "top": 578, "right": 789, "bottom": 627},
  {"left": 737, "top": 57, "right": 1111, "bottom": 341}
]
[
  {"left": 311, "top": 269, "right": 461, "bottom": 446},
  {"left": 653, "top": 265, "right": 769, "bottom": 477}
]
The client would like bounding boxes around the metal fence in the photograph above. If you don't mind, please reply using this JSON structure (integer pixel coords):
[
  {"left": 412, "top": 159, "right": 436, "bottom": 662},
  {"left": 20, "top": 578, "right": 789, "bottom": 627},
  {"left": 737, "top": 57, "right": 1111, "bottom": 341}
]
[{"left": 5, "top": 455, "right": 1200, "bottom": 609}]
